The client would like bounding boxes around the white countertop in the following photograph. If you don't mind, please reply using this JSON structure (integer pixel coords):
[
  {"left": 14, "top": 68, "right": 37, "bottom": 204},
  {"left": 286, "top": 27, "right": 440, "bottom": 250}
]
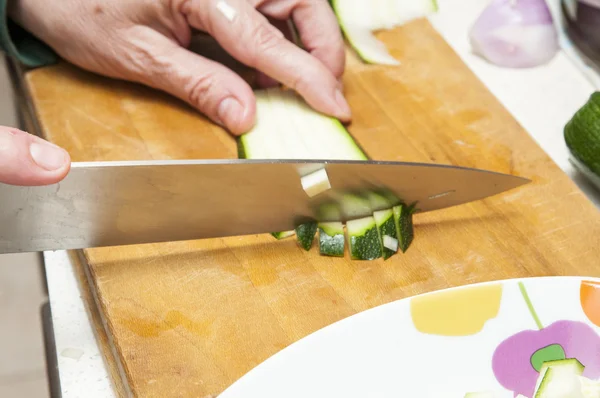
[{"left": 43, "top": 1, "right": 600, "bottom": 397}]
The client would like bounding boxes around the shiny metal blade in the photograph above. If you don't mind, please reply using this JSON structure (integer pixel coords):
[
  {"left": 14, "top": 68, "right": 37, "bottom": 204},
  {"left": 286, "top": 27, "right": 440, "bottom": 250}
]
[{"left": 0, "top": 159, "right": 529, "bottom": 253}]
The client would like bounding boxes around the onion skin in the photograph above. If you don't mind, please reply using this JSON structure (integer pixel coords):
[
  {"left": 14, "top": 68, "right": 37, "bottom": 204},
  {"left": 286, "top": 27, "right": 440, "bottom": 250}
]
[{"left": 469, "top": 0, "right": 559, "bottom": 68}]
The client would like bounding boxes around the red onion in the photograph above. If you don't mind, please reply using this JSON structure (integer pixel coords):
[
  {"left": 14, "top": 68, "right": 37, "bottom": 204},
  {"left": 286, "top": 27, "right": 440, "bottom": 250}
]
[{"left": 469, "top": 0, "right": 559, "bottom": 68}]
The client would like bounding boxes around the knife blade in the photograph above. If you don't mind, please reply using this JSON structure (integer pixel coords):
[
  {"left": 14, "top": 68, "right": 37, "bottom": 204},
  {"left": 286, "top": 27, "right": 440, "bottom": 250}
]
[{"left": 0, "top": 159, "right": 529, "bottom": 254}]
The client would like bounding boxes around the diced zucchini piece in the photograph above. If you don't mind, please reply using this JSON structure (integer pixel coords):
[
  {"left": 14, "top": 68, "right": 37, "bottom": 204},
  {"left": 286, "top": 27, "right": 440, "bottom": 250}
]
[
  {"left": 367, "top": 191, "right": 392, "bottom": 211},
  {"left": 393, "top": 203, "right": 416, "bottom": 253},
  {"left": 383, "top": 235, "right": 398, "bottom": 252},
  {"left": 346, "top": 216, "right": 382, "bottom": 260},
  {"left": 373, "top": 209, "right": 398, "bottom": 259},
  {"left": 295, "top": 222, "right": 318, "bottom": 251},
  {"left": 539, "top": 358, "right": 585, "bottom": 375},
  {"left": 339, "top": 193, "right": 373, "bottom": 219},
  {"left": 318, "top": 222, "right": 345, "bottom": 257},
  {"left": 316, "top": 201, "right": 343, "bottom": 222},
  {"left": 271, "top": 231, "right": 295, "bottom": 240},
  {"left": 579, "top": 375, "right": 600, "bottom": 398},
  {"left": 534, "top": 358, "right": 585, "bottom": 398},
  {"left": 301, "top": 168, "right": 331, "bottom": 198}
]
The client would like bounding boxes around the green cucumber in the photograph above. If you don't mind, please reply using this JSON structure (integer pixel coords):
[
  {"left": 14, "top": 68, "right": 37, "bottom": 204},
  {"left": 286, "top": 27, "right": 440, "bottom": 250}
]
[
  {"left": 295, "top": 222, "right": 318, "bottom": 251},
  {"left": 373, "top": 209, "right": 397, "bottom": 259},
  {"left": 565, "top": 92, "right": 600, "bottom": 188},
  {"left": 271, "top": 231, "right": 295, "bottom": 240},
  {"left": 318, "top": 222, "right": 345, "bottom": 257},
  {"left": 346, "top": 216, "right": 382, "bottom": 260},
  {"left": 331, "top": 0, "right": 438, "bottom": 65},
  {"left": 393, "top": 203, "right": 416, "bottom": 253}
]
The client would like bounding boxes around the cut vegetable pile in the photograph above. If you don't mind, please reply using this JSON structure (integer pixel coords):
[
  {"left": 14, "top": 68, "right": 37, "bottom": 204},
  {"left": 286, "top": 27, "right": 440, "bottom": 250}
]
[
  {"left": 465, "top": 358, "right": 600, "bottom": 398},
  {"left": 331, "top": 0, "right": 438, "bottom": 65},
  {"left": 238, "top": 88, "right": 417, "bottom": 260}
]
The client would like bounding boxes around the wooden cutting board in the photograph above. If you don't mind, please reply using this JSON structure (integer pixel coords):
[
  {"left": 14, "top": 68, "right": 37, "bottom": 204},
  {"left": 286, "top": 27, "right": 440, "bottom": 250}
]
[{"left": 16, "top": 18, "right": 600, "bottom": 397}]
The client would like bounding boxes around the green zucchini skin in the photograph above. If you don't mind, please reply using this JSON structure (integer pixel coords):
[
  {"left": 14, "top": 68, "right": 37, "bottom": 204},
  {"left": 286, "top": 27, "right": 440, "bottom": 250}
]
[
  {"left": 271, "top": 231, "right": 295, "bottom": 240},
  {"left": 564, "top": 91, "right": 600, "bottom": 177},
  {"left": 393, "top": 204, "right": 416, "bottom": 253},
  {"left": 318, "top": 222, "right": 345, "bottom": 257},
  {"left": 347, "top": 216, "right": 382, "bottom": 260},
  {"left": 373, "top": 209, "right": 397, "bottom": 259},
  {"left": 295, "top": 222, "right": 318, "bottom": 251}
]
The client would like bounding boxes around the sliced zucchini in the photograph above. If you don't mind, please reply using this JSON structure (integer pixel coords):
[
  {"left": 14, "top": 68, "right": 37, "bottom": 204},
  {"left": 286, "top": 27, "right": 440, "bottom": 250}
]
[
  {"left": 346, "top": 216, "right": 382, "bottom": 260},
  {"left": 295, "top": 222, "right": 318, "bottom": 251},
  {"left": 373, "top": 209, "right": 398, "bottom": 259},
  {"left": 238, "top": 88, "right": 367, "bottom": 161},
  {"left": 393, "top": 203, "right": 416, "bottom": 253},
  {"left": 318, "top": 222, "right": 345, "bottom": 257},
  {"left": 271, "top": 231, "right": 295, "bottom": 240},
  {"left": 331, "top": 0, "right": 438, "bottom": 65}
]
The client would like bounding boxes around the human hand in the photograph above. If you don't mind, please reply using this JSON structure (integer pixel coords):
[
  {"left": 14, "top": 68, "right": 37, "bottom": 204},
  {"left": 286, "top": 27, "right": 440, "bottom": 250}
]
[
  {"left": 8, "top": 0, "right": 351, "bottom": 135},
  {"left": 0, "top": 126, "right": 70, "bottom": 186}
]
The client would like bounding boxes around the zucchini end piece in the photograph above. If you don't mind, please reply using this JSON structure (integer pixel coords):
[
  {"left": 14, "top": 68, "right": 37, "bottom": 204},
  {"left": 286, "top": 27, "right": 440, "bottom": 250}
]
[{"left": 295, "top": 222, "right": 318, "bottom": 251}]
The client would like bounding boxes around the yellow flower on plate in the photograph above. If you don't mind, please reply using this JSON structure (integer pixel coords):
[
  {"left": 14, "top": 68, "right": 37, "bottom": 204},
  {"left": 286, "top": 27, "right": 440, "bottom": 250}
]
[{"left": 410, "top": 283, "right": 503, "bottom": 336}]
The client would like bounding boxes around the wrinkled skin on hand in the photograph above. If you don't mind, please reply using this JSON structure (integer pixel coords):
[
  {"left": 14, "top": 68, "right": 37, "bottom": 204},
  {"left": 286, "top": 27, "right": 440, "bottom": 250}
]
[
  {"left": 3, "top": 0, "right": 350, "bottom": 186},
  {"left": 8, "top": 0, "right": 351, "bottom": 135}
]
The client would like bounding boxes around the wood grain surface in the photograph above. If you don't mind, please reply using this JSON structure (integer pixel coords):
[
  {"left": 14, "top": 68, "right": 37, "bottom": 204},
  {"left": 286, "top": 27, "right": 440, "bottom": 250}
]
[{"left": 20, "top": 19, "right": 600, "bottom": 397}]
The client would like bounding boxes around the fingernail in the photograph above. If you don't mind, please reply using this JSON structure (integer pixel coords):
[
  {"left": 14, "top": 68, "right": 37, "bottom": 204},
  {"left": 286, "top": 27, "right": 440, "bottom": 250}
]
[
  {"left": 334, "top": 89, "right": 352, "bottom": 120},
  {"left": 30, "top": 141, "right": 67, "bottom": 171},
  {"left": 217, "top": 97, "right": 244, "bottom": 131}
]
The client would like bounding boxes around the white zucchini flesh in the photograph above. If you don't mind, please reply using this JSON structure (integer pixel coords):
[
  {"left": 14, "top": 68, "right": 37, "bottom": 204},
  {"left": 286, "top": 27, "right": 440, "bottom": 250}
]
[
  {"left": 301, "top": 168, "right": 331, "bottom": 198},
  {"left": 239, "top": 88, "right": 366, "bottom": 160},
  {"left": 382, "top": 235, "right": 398, "bottom": 252},
  {"left": 533, "top": 359, "right": 586, "bottom": 398},
  {"left": 579, "top": 376, "right": 600, "bottom": 398},
  {"left": 332, "top": 0, "right": 438, "bottom": 65}
]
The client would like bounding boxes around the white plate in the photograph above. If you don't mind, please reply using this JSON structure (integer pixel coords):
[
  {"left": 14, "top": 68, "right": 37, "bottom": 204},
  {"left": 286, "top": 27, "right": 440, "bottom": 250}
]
[{"left": 220, "top": 277, "right": 600, "bottom": 398}]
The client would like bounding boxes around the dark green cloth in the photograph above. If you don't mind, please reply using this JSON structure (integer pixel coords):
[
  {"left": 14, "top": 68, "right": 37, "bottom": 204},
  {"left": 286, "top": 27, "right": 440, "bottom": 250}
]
[{"left": 0, "top": 0, "right": 57, "bottom": 67}]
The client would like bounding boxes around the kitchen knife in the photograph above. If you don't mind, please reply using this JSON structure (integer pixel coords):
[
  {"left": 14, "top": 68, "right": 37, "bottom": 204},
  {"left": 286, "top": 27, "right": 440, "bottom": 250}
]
[{"left": 0, "top": 159, "right": 529, "bottom": 254}]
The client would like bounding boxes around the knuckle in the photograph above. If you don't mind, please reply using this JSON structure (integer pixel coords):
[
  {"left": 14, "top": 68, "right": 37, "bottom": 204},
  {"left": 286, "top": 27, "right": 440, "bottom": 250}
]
[
  {"left": 248, "top": 22, "right": 284, "bottom": 62},
  {"left": 186, "top": 72, "right": 220, "bottom": 111}
]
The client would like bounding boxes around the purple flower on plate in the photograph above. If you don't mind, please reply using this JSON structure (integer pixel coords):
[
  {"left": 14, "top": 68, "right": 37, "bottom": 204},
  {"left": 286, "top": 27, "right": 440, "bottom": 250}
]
[{"left": 492, "top": 282, "right": 600, "bottom": 397}]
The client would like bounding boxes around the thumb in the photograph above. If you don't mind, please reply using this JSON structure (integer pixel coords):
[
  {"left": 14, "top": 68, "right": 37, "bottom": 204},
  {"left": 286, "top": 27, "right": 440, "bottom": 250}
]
[{"left": 0, "top": 126, "right": 71, "bottom": 186}]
